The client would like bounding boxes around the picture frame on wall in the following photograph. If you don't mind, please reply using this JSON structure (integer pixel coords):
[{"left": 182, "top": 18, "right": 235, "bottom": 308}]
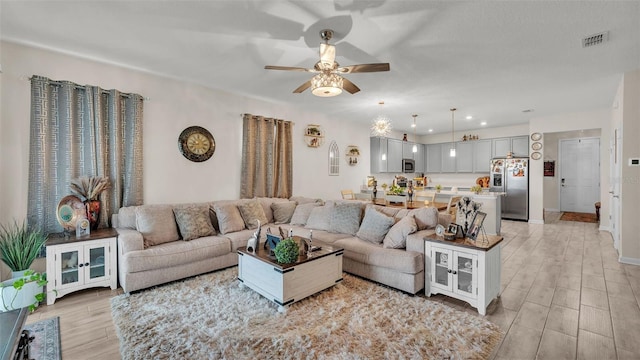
[{"left": 544, "top": 160, "right": 555, "bottom": 177}]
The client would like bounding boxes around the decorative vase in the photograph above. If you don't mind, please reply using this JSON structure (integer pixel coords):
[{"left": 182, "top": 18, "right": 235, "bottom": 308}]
[{"left": 85, "top": 200, "right": 101, "bottom": 230}]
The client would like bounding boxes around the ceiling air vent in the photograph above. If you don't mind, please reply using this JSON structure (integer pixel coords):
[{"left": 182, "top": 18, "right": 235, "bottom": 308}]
[{"left": 582, "top": 31, "right": 609, "bottom": 48}]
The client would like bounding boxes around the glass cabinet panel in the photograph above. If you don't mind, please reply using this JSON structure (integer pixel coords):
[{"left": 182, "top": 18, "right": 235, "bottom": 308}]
[
  {"left": 456, "top": 254, "right": 474, "bottom": 294},
  {"left": 88, "top": 247, "right": 106, "bottom": 279},
  {"left": 434, "top": 250, "right": 450, "bottom": 287},
  {"left": 60, "top": 250, "right": 79, "bottom": 285}
]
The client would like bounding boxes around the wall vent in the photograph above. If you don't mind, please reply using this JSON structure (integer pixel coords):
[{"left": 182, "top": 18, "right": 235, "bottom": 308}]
[{"left": 582, "top": 31, "right": 609, "bottom": 48}]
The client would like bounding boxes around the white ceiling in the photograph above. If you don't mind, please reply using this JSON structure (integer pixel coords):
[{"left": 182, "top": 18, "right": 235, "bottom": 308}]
[{"left": 2, "top": 1, "right": 639, "bottom": 135}]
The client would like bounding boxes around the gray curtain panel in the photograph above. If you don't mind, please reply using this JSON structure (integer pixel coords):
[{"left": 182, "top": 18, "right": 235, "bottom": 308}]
[
  {"left": 28, "top": 75, "right": 144, "bottom": 234},
  {"left": 240, "top": 114, "right": 292, "bottom": 199}
]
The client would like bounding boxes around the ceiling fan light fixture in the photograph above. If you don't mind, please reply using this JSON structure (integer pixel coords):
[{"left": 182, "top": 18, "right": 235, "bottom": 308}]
[{"left": 311, "top": 73, "right": 343, "bottom": 97}]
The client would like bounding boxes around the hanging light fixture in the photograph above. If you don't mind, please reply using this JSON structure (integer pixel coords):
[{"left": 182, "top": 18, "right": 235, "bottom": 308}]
[
  {"left": 371, "top": 101, "right": 392, "bottom": 136},
  {"left": 450, "top": 108, "right": 457, "bottom": 157},
  {"left": 412, "top": 114, "right": 418, "bottom": 153},
  {"left": 311, "top": 73, "right": 343, "bottom": 97}
]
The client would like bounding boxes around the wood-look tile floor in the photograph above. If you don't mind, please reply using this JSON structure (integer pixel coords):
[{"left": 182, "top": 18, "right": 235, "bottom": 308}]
[{"left": 26, "top": 212, "right": 640, "bottom": 359}]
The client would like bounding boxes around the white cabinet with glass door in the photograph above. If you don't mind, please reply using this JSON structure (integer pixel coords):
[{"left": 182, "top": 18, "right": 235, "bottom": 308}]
[
  {"left": 46, "top": 228, "right": 117, "bottom": 305},
  {"left": 425, "top": 235, "right": 503, "bottom": 315}
]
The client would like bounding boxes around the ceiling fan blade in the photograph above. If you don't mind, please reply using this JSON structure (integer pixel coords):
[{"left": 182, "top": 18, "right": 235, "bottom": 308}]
[
  {"left": 337, "top": 63, "right": 390, "bottom": 74},
  {"left": 265, "top": 65, "right": 311, "bottom": 72},
  {"left": 342, "top": 78, "right": 360, "bottom": 94},
  {"left": 293, "top": 81, "right": 312, "bottom": 93}
]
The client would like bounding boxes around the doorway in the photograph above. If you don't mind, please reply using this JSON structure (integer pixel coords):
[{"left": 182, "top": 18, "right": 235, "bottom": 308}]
[
  {"left": 610, "top": 128, "right": 622, "bottom": 250},
  {"left": 559, "top": 137, "right": 600, "bottom": 213}
]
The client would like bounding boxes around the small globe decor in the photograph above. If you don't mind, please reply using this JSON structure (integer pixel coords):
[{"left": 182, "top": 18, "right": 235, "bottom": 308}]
[{"left": 273, "top": 238, "right": 299, "bottom": 264}]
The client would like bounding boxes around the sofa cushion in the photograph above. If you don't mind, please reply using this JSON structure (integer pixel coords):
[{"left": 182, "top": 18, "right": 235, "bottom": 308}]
[
  {"left": 272, "top": 201, "right": 297, "bottom": 224},
  {"left": 173, "top": 206, "right": 215, "bottom": 241},
  {"left": 237, "top": 199, "right": 268, "bottom": 229},
  {"left": 116, "top": 206, "right": 137, "bottom": 230},
  {"left": 383, "top": 215, "right": 418, "bottom": 249},
  {"left": 287, "top": 227, "right": 352, "bottom": 244},
  {"left": 135, "top": 205, "right": 180, "bottom": 248},
  {"left": 409, "top": 207, "right": 439, "bottom": 230},
  {"left": 123, "top": 235, "right": 231, "bottom": 273},
  {"left": 334, "top": 237, "right": 424, "bottom": 274},
  {"left": 305, "top": 204, "right": 333, "bottom": 231},
  {"left": 222, "top": 229, "right": 264, "bottom": 252},
  {"left": 372, "top": 205, "right": 401, "bottom": 218},
  {"left": 290, "top": 203, "right": 321, "bottom": 226},
  {"left": 329, "top": 202, "right": 363, "bottom": 236},
  {"left": 356, "top": 207, "right": 395, "bottom": 244},
  {"left": 213, "top": 202, "right": 246, "bottom": 234},
  {"left": 290, "top": 196, "right": 323, "bottom": 205},
  {"left": 256, "top": 197, "right": 289, "bottom": 224}
]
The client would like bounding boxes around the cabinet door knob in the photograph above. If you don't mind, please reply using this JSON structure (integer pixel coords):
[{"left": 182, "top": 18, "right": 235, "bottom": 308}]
[
  {"left": 85, "top": 262, "right": 90, "bottom": 267},
  {"left": 447, "top": 269, "right": 452, "bottom": 273},
  {"left": 78, "top": 263, "right": 84, "bottom": 268},
  {"left": 452, "top": 270, "right": 457, "bottom": 275}
]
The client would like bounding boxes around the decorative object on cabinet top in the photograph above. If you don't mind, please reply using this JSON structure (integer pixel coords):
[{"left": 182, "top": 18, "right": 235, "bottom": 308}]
[
  {"left": 462, "top": 134, "right": 479, "bottom": 141},
  {"left": 56, "top": 195, "right": 86, "bottom": 232},
  {"left": 304, "top": 124, "right": 324, "bottom": 148},
  {"left": 530, "top": 132, "right": 542, "bottom": 141},
  {"left": 531, "top": 142, "right": 542, "bottom": 151},
  {"left": 345, "top": 145, "right": 360, "bottom": 166}
]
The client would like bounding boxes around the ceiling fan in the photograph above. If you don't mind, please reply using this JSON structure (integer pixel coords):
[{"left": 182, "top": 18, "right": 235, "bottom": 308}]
[{"left": 264, "top": 29, "right": 390, "bottom": 97}]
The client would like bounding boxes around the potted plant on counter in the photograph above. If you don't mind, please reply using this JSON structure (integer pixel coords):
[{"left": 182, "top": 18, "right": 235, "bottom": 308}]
[
  {"left": 0, "top": 221, "right": 48, "bottom": 312},
  {"left": 435, "top": 184, "right": 442, "bottom": 193}
]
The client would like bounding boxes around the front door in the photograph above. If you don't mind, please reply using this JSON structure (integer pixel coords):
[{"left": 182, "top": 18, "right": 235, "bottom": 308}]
[{"left": 559, "top": 138, "right": 600, "bottom": 213}]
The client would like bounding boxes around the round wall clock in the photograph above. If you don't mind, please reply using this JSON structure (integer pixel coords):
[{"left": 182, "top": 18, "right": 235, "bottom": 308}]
[{"left": 178, "top": 126, "right": 216, "bottom": 162}]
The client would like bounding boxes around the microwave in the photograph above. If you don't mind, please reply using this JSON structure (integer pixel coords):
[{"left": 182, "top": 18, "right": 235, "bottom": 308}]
[{"left": 402, "top": 158, "right": 415, "bottom": 173}]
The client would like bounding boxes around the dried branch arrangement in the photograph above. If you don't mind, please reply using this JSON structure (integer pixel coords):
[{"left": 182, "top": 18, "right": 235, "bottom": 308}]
[{"left": 70, "top": 176, "right": 111, "bottom": 201}]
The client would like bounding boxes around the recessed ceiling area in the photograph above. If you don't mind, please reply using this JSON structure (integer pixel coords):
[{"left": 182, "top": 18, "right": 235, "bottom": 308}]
[{"left": 1, "top": 1, "right": 638, "bottom": 134}]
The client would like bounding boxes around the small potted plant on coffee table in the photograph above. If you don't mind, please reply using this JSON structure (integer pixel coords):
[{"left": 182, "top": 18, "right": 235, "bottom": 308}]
[{"left": 0, "top": 221, "right": 48, "bottom": 312}]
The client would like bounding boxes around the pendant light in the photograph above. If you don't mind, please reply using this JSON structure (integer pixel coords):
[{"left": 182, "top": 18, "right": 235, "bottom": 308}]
[
  {"left": 371, "top": 101, "right": 392, "bottom": 137},
  {"left": 450, "top": 108, "right": 456, "bottom": 157},
  {"left": 411, "top": 114, "right": 418, "bottom": 153}
]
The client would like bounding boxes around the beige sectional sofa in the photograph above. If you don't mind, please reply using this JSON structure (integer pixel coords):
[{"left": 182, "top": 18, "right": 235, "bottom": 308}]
[{"left": 113, "top": 197, "right": 451, "bottom": 294}]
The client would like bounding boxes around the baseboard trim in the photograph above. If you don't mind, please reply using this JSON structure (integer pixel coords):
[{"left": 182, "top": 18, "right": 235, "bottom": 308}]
[
  {"left": 528, "top": 219, "right": 544, "bottom": 225},
  {"left": 619, "top": 257, "right": 640, "bottom": 266},
  {"left": 545, "top": 208, "right": 560, "bottom": 213},
  {"left": 598, "top": 225, "right": 611, "bottom": 232}
]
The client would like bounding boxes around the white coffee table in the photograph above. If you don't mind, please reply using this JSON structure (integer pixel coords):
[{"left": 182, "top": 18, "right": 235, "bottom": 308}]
[{"left": 237, "top": 237, "right": 343, "bottom": 312}]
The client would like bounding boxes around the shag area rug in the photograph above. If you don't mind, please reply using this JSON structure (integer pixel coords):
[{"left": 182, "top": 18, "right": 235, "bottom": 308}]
[
  {"left": 560, "top": 211, "right": 598, "bottom": 223},
  {"left": 111, "top": 268, "right": 502, "bottom": 359},
  {"left": 23, "top": 316, "right": 61, "bottom": 360}
]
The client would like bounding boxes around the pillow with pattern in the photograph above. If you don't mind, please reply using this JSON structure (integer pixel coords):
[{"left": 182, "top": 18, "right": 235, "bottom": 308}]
[
  {"left": 289, "top": 203, "right": 321, "bottom": 226},
  {"left": 329, "top": 202, "right": 363, "bottom": 235},
  {"left": 173, "top": 206, "right": 216, "bottom": 241},
  {"left": 356, "top": 206, "right": 395, "bottom": 244},
  {"left": 383, "top": 215, "right": 418, "bottom": 249},
  {"left": 272, "top": 201, "right": 297, "bottom": 224},
  {"left": 237, "top": 199, "right": 269, "bottom": 230}
]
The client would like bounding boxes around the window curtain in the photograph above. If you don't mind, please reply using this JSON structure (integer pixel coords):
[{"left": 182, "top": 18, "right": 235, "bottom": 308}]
[
  {"left": 28, "top": 75, "right": 144, "bottom": 234},
  {"left": 240, "top": 114, "right": 292, "bottom": 199}
]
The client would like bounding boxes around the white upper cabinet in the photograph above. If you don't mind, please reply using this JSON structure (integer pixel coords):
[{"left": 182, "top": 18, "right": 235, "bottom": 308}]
[
  {"left": 387, "top": 139, "right": 403, "bottom": 173},
  {"left": 426, "top": 143, "right": 442, "bottom": 173},
  {"left": 455, "top": 142, "right": 474, "bottom": 172},
  {"left": 441, "top": 142, "right": 456, "bottom": 173},
  {"left": 473, "top": 140, "right": 492, "bottom": 173}
]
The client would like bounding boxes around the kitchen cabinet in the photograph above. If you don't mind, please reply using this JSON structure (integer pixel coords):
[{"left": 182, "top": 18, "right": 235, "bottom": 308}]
[
  {"left": 473, "top": 140, "right": 492, "bottom": 173},
  {"left": 370, "top": 137, "right": 388, "bottom": 173},
  {"left": 426, "top": 144, "right": 442, "bottom": 173},
  {"left": 425, "top": 235, "right": 503, "bottom": 315},
  {"left": 511, "top": 136, "right": 529, "bottom": 157},
  {"left": 387, "top": 139, "right": 403, "bottom": 173},
  {"left": 45, "top": 228, "right": 118, "bottom": 305},
  {"left": 441, "top": 142, "right": 456, "bottom": 173},
  {"left": 402, "top": 142, "right": 415, "bottom": 159},
  {"left": 414, "top": 143, "right": 425, "bottom": 173},
  {"left": 455, "top": 142, "right": 474, "bottom": 172},
  {"left": 492, "top": 136, "right": 529, "bottom": 158}
]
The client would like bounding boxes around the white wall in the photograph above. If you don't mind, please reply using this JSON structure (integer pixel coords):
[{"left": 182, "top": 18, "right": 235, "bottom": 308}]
[
  {"left": 0, "top": 42, "right": 371, "bottom": 224},
  {"left": 419, "top": 123, "right": 529, "bottom": 144},
  {"left": 529, "top": 109, "right": 611, "bottom": 225}
]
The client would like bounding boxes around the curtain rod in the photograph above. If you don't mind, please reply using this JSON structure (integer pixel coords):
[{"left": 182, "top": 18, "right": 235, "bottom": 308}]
[{"left": 27, "top": 75, "right": 150, "bottom": 100}]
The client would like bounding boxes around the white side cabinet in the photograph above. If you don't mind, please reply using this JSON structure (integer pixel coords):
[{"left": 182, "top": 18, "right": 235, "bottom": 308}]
[
  {"left": 425, "top": 235, "right": 503, "bottom": 315},
  {"left": 46, "top": 228, "right": 118, "bottom": 305}
]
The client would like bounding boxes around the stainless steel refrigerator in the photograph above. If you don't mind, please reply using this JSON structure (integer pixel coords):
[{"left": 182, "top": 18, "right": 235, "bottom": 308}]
[{"left": 490, "top": 157, "right": 529, "bottom": 221}]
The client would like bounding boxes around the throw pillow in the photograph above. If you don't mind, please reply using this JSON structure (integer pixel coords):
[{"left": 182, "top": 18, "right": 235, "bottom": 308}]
[
  {"left": 356, "top": 207, "right": 395, "bottom": 244},
  {"left": 329, "top": 202, "right": 363, "bottom": 235},
  {"left": 213, "top": 202, "right": 246, "bottom": 234},
  {"left": 305, "top": 204, "right": 334, "bottom": 231},
  {"left": 409, "top": 207, "right": 439, "bottom": 230},
  {"left": 289, "top": 203, "right": 321, "bottom": 226},
  {"left": 290, "top": 196, "right": 324, "bottom": 205},
  {"left": 257, "top": 197, "right": 289, "bottom": 223},
  {"left": 173, "top": 206, "right": 215, "bottom": 241},
  {"left": 135, "top": 205, "right": 180, "bottom": 248},
  {"left": 237, "top": 199, "right": 268, "bottom": 229},
  {"left": 383, "top": 215, "right": 418, "bottom": 249},
  {"left": 272, "top": 201, "right": 297, "bottom": 224}
]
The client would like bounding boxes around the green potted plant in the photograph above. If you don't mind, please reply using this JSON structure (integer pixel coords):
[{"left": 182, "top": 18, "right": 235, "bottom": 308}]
[
  {"left": 0, "top": 220, "right": 48, "bottom": 312},
  {"left": 273, "top": 238, "right": 299, "bottom": 264},
  {"left": 470, "top": 185, "right": 482, "bottom": 194},
  {"left": 435, "top": 184, "right": 442, "bottom": 193}
]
